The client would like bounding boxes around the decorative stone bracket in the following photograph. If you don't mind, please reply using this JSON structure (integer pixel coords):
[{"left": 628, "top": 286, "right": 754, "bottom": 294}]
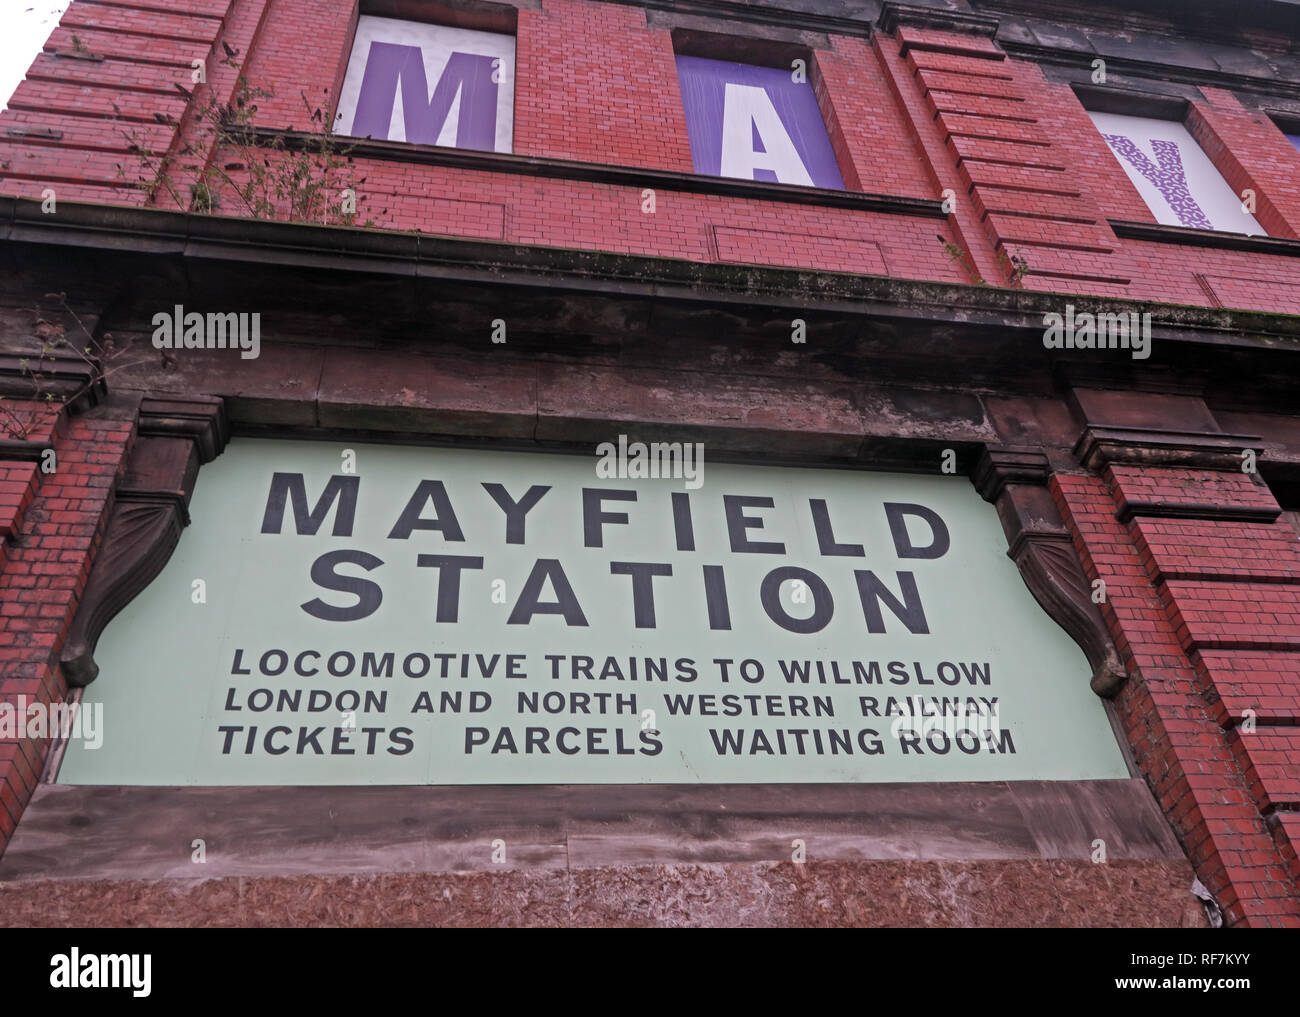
[
  {"left": 972, "top": 446, "right": 1127, "bottom": 697},
  {"left": 60, "top": 396, "right": 229, "bottom": 687}
]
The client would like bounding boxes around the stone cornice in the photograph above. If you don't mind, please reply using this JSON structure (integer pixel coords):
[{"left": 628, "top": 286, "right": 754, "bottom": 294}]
[
  {"left": 997, "top": 42, "right": 1300, "bottom": 103},
  {"left": 598, "top": 0, "right": 875, "bottom": 37},
  {"left": 6, "top": 198, "right": 1300, "bottom": 355},
  {"left": 878, "top": 2, "right": 1001, "bottom": 38},
  {"left": 1074, "top": 425, "right": 1264, "bottom": 472}
]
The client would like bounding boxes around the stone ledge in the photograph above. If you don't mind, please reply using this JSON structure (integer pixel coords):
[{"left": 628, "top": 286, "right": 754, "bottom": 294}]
[
  {"left": 0, "top": 780, "right": 1182, "bottom": 883},
  {"left": 246, "top": 128, "right": 941, "bottom": 218},
  {"left": 1075, "top": 425, "right": 1265, "bottom": 473},
  {"left": 0, "top": 861, "right": 1206, "bottom": 927}
]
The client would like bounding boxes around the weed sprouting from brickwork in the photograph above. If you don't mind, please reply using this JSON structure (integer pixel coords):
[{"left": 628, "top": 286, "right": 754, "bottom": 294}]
[
  {"left": 937, "top": 234, "right": 985, "bottom": 286},
  {"left": 115, "top": 46, "right": 360, "bottom": 226},
  {"left": 0, "top": 293, "right": 159, "bottom": 440},
  {"left": 937, "top": 235, "right": 1032, "bottom": 288}
]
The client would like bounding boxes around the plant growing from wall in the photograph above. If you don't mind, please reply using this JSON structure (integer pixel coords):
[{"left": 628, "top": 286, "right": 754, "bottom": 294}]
[
  {"left": 938, "top": 234, "right": 985, "bottom": 286},
  {"left": 937, "top": 235, "right": 1032, "bottom": 288},
  {"left": 0, "top": 294, "right": 161, "bottom": 441},
  {"left": 1002, "top": 251, "right": 1031, "bottom": 286},
  {"left": 116, "top": 45, "right": 361, "bottom": 226}
]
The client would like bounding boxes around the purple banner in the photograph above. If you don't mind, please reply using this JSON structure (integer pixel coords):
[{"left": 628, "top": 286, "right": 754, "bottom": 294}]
[
  {"left": 675, "top": 56, "right": 844, "bottom": 190},
  {"left": 1289, "top": 134, "right": 1300, "bottom": 157},
  {"left": 351, "top": 43, "right": 499, "bottom": 150}
]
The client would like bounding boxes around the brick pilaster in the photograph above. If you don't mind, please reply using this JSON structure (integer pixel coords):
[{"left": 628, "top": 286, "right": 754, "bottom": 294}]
[
  {"left": 1055, "top": 417, "right": 1300, "bottom": 926},
  {"left": 0, "top": 400, "right": 136, "bottom": 856},
  {"left": 876, "top": 3, "right": 1135, "bottom": 294}
]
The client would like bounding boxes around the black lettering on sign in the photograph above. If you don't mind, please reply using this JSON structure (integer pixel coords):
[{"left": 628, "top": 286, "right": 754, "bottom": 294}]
[
  {"left": 301, "top": 550, "right": 383, "bottom": 621},
  {"left": 482, "top": 483, "right": 550, "bottom": 544},
  {"left": 507, "top": 559, "right": 589, "bottom": 626},
  {"left": 884, "top": 503, "right": 950, "bottom": 559},
  {"left": 609, "top": 561, "right": 672, "bottom": 628},
  {"left": 261, "top": 473, "right": 358, "bottom": 536},
  {"left": 854, "top": 570, "right": 929, "bottom": 634},
  {"left": 582, "top": 488, "right": 636, "bottom": 548},
  {"left": 760, "top": 566, "right": 833, "bottom": 634},
  {"left": 388, "top": 480, "right": 465, "bottom": 541},
  {"left": 723, "top": 495, "right": 785, "bottom": 554},
  {"left": 809, "top": 499, "right": 864, "bottom": 556},
  {"left": 416, "top": 554, "right": 484, "bottom": 622}
]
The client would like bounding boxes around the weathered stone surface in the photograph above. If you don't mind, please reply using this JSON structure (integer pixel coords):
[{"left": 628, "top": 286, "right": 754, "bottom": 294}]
[{"left": 0, "top": 860, "right": 1206, "bottom": 927}]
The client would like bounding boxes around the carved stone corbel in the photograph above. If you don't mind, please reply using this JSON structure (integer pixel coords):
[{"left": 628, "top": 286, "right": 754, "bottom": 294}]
[
  {"left": 60, "top": 396, "right": 229, "bottom": 686},
  {"left": 972, "top": 447, "right": 1127, "bottom": 697}
]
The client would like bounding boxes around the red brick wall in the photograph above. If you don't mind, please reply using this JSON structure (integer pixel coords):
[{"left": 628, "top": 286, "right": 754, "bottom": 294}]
[
  {"left": 1189, "top": 88, "right": 1300, "bottom": 242},
  {"left": 515, "top": 0, "right": 692, "bottom": 170},
  {"left": 1053, "top": 461, "right": 1300, "bottom": 927},
  {"left": 0, "top": 403, "right": 136, "bottom": 852},
  {"left": 6, "top": 1, "right": 1300, "bottom": 299}
]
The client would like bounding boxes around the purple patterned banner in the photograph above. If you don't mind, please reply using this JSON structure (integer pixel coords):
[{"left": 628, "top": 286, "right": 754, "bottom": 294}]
[{"left": 1102, "top": 134, "right": 1213, "bottom": 230}]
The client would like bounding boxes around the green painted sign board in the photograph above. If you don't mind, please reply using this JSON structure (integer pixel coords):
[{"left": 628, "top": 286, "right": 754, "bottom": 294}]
[{"left": 59, "top": 439, "right": 1128, "bottom": 785}]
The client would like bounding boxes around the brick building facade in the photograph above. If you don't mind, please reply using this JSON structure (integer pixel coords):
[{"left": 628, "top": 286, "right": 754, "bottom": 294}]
[{"left": 1, "top": 0, "right": 1299, "bottom": 927}]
